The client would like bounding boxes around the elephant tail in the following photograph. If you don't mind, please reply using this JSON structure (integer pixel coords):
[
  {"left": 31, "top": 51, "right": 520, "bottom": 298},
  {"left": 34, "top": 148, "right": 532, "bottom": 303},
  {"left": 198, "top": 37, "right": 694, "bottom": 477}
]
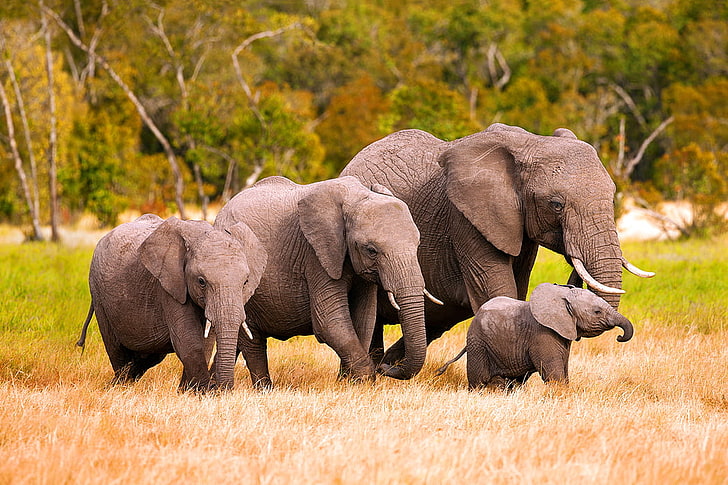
[
  {"left": 76, "top": 302, "right": 95, "bottom": 352},
  {"left": 434, "top": 347, "right": 467, "bottom": 376}
]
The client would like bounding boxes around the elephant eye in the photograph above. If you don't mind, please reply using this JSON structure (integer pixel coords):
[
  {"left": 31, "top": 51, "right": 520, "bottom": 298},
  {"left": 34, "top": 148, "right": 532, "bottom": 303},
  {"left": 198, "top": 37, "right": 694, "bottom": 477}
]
[
  {"left": 198, "top": 277, "right": 207, "bottom": 288},
  {"left": 549, "top": 200, "right": 564, "bottom": 212},
  {"left": 594, "top": 309, "right": 602, "bottom": 315},
  {"left": 365, "top": 245, "right": 378, "bottom": 258}
]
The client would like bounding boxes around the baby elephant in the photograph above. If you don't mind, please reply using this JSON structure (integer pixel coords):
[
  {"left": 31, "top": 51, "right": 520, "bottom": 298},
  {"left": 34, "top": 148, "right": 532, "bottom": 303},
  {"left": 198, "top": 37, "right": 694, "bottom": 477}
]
[
  {"left": 436, "top": 283, "right": 633, "bottom": 389},
  {"left": 78, "top": 214, "right": 267, "bottom": 392}
]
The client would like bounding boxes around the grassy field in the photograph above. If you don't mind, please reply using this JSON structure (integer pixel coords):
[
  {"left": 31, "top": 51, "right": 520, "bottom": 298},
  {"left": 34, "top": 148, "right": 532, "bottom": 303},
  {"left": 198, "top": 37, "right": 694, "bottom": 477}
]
[{"left": 1, "top": 235, "right": 727, "bottom": 484}]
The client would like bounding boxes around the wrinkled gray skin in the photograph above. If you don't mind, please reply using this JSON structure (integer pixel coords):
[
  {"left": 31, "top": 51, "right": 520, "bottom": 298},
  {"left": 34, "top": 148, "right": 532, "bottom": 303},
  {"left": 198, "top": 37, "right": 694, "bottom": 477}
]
[
  {"left": 436, "top": 283, "right": 634, "bottom": 389},
  {"left": 341, "top": 123, "right": 649, "bottom": 367},
  {"left": 214, "top": 176, "right": 427, "bottom": 388},
  {"left": 77, "top": 214, "right": 267, "bottom": 392}
]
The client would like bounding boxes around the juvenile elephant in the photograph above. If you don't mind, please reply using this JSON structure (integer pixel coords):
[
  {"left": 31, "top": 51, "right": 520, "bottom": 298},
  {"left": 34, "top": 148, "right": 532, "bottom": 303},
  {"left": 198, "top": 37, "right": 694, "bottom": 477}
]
[
  {"left": 214, "top": 176, "right": 433, "bottom": 388},
  {"left": 436, "top": 283, "right": 634, "bottom": 389},
  {"left": 341, "top": 123, "right": 652, "bottom": 367},
  {"left": 77, "top": 214, "right": 267, "bottom": 391}
]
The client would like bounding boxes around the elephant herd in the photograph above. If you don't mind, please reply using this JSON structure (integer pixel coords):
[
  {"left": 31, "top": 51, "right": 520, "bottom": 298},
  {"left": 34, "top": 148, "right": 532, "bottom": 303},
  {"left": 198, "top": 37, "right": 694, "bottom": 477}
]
[{"left": 77, "top": 123, "right": 653, "bottom": 392}]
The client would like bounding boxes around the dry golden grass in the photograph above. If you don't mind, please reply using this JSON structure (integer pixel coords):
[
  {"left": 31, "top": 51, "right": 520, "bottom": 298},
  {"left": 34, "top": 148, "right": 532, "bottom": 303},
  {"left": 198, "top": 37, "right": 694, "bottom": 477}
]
[
  {"left": 1, "top": 238, "right": 727, "bottom": 484},
  {"left": 1, "top": 323, "right": 727, "bottom": 484}
]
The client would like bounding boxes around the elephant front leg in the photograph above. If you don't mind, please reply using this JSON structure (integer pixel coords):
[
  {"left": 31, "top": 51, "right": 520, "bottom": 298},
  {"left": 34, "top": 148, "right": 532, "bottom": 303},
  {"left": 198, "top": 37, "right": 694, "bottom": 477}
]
[
  {"left": 239, "top": 331, "right": 272, "bottom": 390},
  {"left": 310, "top": 277, "right": 375, "bottom": 382},
  {"left": 165, "top": 303, "right": 211, "bottom": 392}
]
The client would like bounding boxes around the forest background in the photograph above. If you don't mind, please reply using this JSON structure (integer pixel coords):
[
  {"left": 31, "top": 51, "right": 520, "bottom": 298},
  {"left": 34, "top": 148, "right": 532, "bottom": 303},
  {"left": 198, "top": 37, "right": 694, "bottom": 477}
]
[{"left": 1, "top": 0, "right": 727, "bottom": 239}]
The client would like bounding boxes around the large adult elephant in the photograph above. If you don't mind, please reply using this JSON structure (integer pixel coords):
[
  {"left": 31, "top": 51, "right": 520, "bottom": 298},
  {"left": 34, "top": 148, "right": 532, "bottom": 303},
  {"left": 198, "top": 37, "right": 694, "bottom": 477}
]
[
  {"left": 341, "top": 123, "right": 653, "bottom": 364},
  {"left": 214, "top": 175, "right": 433, "bottom": 388}
]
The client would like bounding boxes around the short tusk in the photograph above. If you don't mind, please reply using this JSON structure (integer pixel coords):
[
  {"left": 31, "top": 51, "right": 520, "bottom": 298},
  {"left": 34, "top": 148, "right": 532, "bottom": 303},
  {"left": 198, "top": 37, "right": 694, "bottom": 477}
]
[
  {"left": 622, "top": 257, "right": 655, "bottom": 278},
  {"left": 572, "top": 258, "right": 626, "bottom": 295},
  {"left": 424, "top": 288, "right": 444, "bottom": 305},
  {"left": 242, "top": 320, "right": 254, "bottom": 340},
  {"left": 387, "top": 291, "right": 401, "bottom": 311},
  {"left": 204, "top": 319, "right": 212, "bottom": 339}
]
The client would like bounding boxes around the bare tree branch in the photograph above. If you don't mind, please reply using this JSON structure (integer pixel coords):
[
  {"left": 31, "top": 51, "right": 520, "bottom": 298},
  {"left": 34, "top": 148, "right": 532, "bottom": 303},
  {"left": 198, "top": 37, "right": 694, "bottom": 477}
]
[
  {"left": 611, "top": 83, "right": 646, "bottom": 128},
  {"left": 487, "top": 43, "right": 511, "bottom": 91},
  {"left": 43, "top": 3, "right": 188, "bottom": 218},
  {"left": 232, "top": 23, "right": 303, "bottom": 128},
  {"left": 623, "top": 116, "right": 674, "bottom": 178},
  {"left": 0, "top": 78, "right": 44, "bottom": 240}
]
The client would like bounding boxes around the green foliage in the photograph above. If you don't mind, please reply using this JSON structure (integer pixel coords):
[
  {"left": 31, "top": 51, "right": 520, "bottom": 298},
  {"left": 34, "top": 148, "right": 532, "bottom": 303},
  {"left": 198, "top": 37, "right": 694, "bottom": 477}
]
[{"left": 0, "top": 0, "right": 725, "bottom": 233}]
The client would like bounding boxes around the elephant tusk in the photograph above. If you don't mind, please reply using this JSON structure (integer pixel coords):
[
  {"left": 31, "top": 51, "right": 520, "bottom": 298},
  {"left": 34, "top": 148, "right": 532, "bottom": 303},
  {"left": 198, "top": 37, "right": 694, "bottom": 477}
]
[
  {"left": 242, "top": 320, "right": 254, "bottom": 340},
  {"left": 621, "top": 257, "right": 655, "bottom": 278},
  {"left": 572, "top": 258, "right": 626, "bottom": 295},
  {"left": 387, "top": 291, "right": 401, "bottom": 311},
  {"left": 204, "top": 319, "right": 212, "bottom": 339},
  {"left": 424, "top": 288, "right": 444, "bottom": 305}
]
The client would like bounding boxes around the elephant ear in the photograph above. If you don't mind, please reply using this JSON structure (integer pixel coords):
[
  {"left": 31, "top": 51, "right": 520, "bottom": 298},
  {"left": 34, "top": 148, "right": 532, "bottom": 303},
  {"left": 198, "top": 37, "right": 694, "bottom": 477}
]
[
  {"left": 139, "top": 216, "right": 188, "bottom": 304},
  {"left": 530, "top": 283, "right": 577, "bottom": 341},
  {"left": 438, "top": 131, "right": 524, "bottom": 257},
  {"left": 298, "top": 181, "right": 347, "bottom": 280},
  {"left": 226, "top": 222, "right": 268, "bottom": 302}
]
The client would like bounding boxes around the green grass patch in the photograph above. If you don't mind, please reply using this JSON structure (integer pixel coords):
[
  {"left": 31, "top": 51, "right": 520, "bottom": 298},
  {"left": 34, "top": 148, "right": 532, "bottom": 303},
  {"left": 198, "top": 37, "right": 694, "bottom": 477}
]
[{"left": 0, "top": 236, "right": 725, "bottom": 386}]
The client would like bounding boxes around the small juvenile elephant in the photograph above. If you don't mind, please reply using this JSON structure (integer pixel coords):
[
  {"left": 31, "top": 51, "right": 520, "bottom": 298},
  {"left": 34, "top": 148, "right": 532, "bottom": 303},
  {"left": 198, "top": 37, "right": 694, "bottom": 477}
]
[
  {"left": 77, "top": 214, "right": 267, "bottom": 391},
  {"left": 436, "top": 283, "right": 634, "bottom": 389}
]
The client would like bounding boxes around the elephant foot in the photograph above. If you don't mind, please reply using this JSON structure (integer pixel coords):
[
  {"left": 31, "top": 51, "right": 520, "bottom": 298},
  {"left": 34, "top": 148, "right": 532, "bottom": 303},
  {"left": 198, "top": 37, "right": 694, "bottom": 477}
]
[
  {"left": 252, "top": 376, "right": 274, "bottom": 392},
  {"left": 376, "top": 362, "right": 414, "bottom": 380},
  {"left": 338, "top": 359, "right": 376, "bottom": 383}
]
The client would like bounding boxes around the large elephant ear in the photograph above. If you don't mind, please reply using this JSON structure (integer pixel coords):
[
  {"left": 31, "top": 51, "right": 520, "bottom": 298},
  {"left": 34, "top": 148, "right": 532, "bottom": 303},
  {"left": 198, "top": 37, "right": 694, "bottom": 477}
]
[
  {"left": 139, "top": 217, "right": 188, "bottom": 304},
  {"left": 438, "top": 131, "right": 524, "bottom": 256},
  {"left": 226, "top": 222, "right": 268, "bottom": 302},
  {"left": 530, "top": 283, "right": 577, "bottom": 341},
  {"left": 298, "top": 181, "right": 347, "bottom": 280}
]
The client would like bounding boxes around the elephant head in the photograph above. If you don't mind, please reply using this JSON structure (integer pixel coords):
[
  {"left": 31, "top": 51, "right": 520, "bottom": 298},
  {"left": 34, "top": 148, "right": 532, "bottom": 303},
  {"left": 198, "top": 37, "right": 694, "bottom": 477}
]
[
  {"left": 438, "top": 123, "right": 653, "bottom": 308},
  {"left": 139, "top": 217, "right": 267, "bottom": 390},
  {"left": 530, "top": 283, "right": 633, "bottom": 342},
  {"left": 298, "top": 176, "right": 428, "bottom": 379}
]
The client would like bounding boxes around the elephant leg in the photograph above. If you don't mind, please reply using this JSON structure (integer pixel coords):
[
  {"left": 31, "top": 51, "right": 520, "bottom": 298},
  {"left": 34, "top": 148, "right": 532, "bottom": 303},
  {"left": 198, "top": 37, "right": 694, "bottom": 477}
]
[
  {"left": 310, "top": 278, "right": 375, "bottom": 381},
  {"left": 166, "top": 305, "right": 211, "bottom": 392},
  {"left": 368, "top": 317, "right": 386, "bottom": 366},
  {"left": 530, "top": 341, "right": 570, "bottom": 385},
  {"left": 239, "top": 332, "right": 272, "bottom": 390},
  {"left": 94, "top": 306, "right": 138, "bottom": 384},
  {"left": 348, "top": 279, "right": 378, "bottom": 354},
  {"left": 466, "top": 340, "right": 493, "bottom": 390}
]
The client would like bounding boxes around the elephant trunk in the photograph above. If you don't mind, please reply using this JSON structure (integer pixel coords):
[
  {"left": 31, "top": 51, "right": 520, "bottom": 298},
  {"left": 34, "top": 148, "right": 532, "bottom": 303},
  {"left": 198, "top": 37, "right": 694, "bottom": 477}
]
[
  {"left": 566, "top": 208, "right": 624, "bottom": 310},
  {"left": 207, "top": 299, "right": 244, "bottom": 390},
  {"left": 213, "top": 327, "right": 239, "bottom": 390},
  {"left": 614, "top": 312, "right": 634, "bottom": 342},
  {"left": 377, "top": 254, "right": 427, "bottom": 380},
  {"left": 379, "top": 288, "right": 427, "bottom": 380}
]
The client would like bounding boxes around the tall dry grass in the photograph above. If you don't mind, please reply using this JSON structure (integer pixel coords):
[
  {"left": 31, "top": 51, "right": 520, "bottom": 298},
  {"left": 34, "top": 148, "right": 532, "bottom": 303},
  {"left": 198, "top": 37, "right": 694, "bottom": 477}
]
[{"left": 1, "top": 238, "right": 727, "bottom": 484}]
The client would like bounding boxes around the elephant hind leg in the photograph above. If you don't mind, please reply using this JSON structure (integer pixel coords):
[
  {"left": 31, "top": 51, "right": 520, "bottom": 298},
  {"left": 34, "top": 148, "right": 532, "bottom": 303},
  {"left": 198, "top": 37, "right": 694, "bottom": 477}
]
[{"left": 112, "top": 351, "right": 166, "bottom": 384}]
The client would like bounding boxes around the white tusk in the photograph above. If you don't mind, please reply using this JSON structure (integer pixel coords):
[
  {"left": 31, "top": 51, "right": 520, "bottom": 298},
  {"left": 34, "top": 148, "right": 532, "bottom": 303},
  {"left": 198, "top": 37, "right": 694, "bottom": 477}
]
[
  {"left": 572, "top": 258, "right": 626, "bottom": 295},
  {"left": 622, "top": 257, "right": 655, "bottom": 278},
  {"left": 387, "top": 291, "right": 401, "bottom": 311},
  {"left": 424, "top": 288, "right": 444, "bottom": 305},
  {"left": 204, "top": 319, "right": 212, "bottom": 339},
  {"left": 242, "top": 320, "right": 254, "bottom": 340}
]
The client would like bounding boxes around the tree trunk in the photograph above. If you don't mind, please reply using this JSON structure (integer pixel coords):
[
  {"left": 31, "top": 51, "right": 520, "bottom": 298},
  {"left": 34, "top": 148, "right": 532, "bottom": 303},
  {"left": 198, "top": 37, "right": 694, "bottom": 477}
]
[
  {"left": 41, "top": 1, "right": 60, "bottom": 242},
  {"left": 0, "top": 81, "right": 44, "bottom": 241}
]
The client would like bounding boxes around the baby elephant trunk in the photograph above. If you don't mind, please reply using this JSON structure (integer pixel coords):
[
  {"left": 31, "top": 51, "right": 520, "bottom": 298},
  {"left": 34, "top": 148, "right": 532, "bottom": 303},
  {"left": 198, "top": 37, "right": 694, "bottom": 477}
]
[{"left": 614, "top": 312, "right": 634, "bottom": 342}]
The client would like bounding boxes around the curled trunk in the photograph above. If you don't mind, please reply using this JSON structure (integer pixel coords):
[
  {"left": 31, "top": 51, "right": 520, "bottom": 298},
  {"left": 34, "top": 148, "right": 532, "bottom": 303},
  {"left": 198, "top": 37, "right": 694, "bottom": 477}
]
[
  {"left": 615, "top": 313, "right": 634, "bottom": 342},
  {"left": 378, "top": 288, "right": 426, "bottom": 379}
]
